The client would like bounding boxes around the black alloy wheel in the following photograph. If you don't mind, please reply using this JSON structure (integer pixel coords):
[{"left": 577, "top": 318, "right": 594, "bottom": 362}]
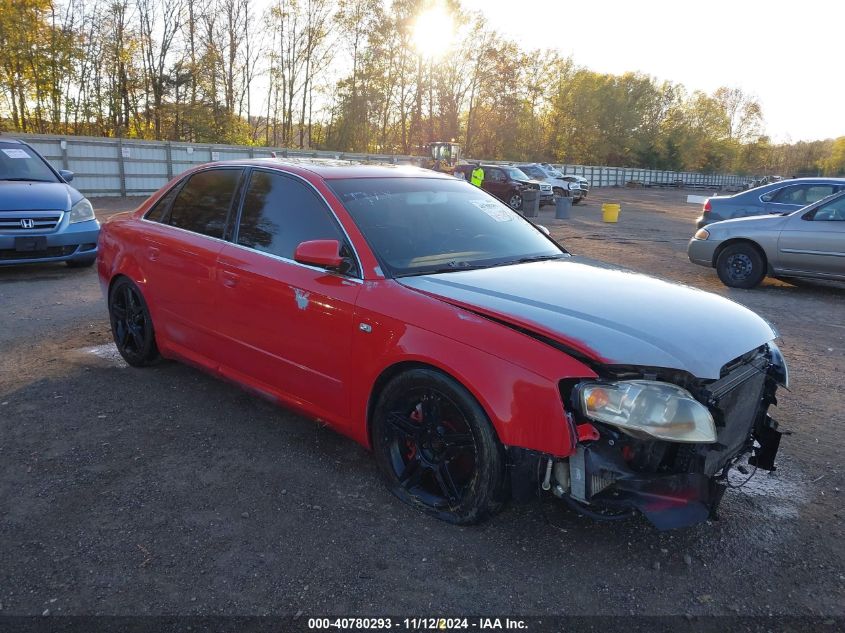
[
  {"left": 372, "top": 368, "right": 506, "bottom": 524},
  {"left": 108, "top": 277, "right": 160, "bottom": 366}
]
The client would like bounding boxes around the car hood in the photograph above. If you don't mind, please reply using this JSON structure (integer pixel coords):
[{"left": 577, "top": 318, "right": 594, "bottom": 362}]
[
  {"left": 398, "top": 258, "right": 777, "bottom": 379},
  {"left": 0, "top": 181, "right": 80, "bottom": 211},
  {"left": 516, "top": 179, "right": 548, "bottom": 188}
]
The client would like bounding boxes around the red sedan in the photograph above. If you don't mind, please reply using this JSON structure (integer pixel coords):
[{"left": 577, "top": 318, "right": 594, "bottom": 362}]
[{"left": 97, "top": 160, "right": 788, "bottom": 529}]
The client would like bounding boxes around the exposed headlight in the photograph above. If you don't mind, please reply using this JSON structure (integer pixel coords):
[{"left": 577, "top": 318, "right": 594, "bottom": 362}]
[
  {"left": 767, "top": 342, "right": 789, "bottom": 388},
  {"left": 69, "top": 198, "right": 95, "bottom": 224},
  {"left": 694, "top": 228, "right": 710, "bottom": 240},
  {"left": 578, "top": 381, "right": 716, "bottom": 443}
]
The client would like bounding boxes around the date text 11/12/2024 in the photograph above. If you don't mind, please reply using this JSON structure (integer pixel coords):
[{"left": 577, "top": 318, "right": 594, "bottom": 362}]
[{"left": 307, "top": 618, "right": 528, "bottom": 630}]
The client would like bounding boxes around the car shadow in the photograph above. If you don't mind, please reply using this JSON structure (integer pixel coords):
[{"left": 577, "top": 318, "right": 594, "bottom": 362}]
[
  {"left": 0, "top": 262, "right": 93, "bottom": 283},
  {"left": 762, "top": 276, "right": 845, "bottom": 298}
]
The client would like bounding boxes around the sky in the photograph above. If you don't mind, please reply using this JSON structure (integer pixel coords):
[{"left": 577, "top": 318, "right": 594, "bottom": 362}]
[{"left": 459, "top": 0, "right": 843, "bottom": 142}]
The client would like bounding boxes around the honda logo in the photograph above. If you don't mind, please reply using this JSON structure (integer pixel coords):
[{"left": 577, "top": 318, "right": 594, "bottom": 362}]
[{"left": 20, "top": 218, "right": 35, "bottom": 229}]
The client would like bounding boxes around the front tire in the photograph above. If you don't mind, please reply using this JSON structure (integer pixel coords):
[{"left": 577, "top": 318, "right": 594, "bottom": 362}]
[
  {"left": 716, "top": 243, "right": 766, "bottom": 288},
  {"left": 508, "top": 193, "right": 523, "bottom": 211},
  {"left": 108, "top": 277, "right": 160, "bottom": 366},
  {"left": 371, "top": 368, "right": 506, "bottom": 525}
]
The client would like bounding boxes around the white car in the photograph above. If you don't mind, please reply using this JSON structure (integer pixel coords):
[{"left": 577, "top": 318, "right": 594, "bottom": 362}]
[
  {"left": 516, "top": 163, "right": 585, "bottom": 203},
  {"left": 544, "top": 167, "right": 590, "bottom": 201}
]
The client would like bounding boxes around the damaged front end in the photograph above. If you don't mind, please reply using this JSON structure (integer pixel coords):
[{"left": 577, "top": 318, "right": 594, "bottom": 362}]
[{"left": 547, "top": 343, "right": 788, "bottom": 530}]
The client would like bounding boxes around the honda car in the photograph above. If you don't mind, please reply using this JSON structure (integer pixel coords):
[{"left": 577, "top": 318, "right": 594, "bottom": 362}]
[{"left": 0, "top": 139, "right": 99, "bottom": 267}]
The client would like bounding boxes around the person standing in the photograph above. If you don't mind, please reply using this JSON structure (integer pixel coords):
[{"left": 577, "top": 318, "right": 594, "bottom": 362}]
[{"left": 470, "top": 164, "right": 484, "bottom": 187}]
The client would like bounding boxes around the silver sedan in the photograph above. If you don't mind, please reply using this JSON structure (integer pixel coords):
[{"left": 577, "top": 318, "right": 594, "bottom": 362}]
[{"left": 688, "top": 190, "right": 845, "bottom": 288}]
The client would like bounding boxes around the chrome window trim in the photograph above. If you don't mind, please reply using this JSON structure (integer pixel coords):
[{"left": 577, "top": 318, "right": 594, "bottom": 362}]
[
  {"left": 222, "top": 240, "right": 364, "bottom": 283},
  {"left": 139, "top": 217, "right": 363, "bottom": 283},
  {"left": 139, "top": 163, "right": 365, "bottom": 282}
]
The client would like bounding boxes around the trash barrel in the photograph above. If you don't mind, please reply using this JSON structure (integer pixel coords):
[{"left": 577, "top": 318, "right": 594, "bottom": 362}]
[
  {"left": 555, "top": 196, "right": 572, "bottom": 219},
  {"left": 602, "top": 203, "right": 621, "bottom": 223},
  {"left": 521, "top": 189, "right": 540, "bottom": 217}
]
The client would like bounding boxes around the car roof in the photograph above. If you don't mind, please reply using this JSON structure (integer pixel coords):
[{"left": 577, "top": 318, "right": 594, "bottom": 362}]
[
  {"left": 202, "top": 158, "right": 445, "bottom": 180},
  {"left": 0, "top": 138, "right": 24, "bottom": 145},
  {"left": 763, "top": 176, "right": 845, "bottom": 184}
]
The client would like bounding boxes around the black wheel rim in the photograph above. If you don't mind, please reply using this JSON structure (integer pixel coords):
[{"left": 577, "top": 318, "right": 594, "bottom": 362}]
[
  {"left": 383, "top": 388, "right": 477, "bottom": 510},
  {"left": 111, "top": 284, "right": 148, "bottom": 357},
  {"left": 725, "top": 253, "right": 753, "bottom": 281}
]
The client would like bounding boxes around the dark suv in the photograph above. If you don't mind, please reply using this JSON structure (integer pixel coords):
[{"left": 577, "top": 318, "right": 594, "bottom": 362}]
[{"left": 454, "top": 164, "right": 551, "bottom": 210}]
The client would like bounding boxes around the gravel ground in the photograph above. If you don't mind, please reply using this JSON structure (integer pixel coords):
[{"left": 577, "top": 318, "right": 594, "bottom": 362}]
[{"left": 0, "top": 189, "right": 843, "bottom": 617}]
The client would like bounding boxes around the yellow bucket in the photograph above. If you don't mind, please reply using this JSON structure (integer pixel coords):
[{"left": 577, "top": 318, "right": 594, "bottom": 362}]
[{"left": 602, "top": 203, "right": 620, "bottom": 223}]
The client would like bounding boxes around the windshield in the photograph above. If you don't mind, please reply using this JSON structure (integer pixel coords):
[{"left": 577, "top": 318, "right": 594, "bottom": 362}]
[
  {"left": 502, "top": 167, "right": 530, "bottom": 181},
  {"left": 328, "top": 177, "right": 565, "bottom": 277},
  {"left": 518, "top": 165, "right": 545, "bottom": 179},
  {"left": 0, "top": 143, "right": 59, "bottom": 182}
]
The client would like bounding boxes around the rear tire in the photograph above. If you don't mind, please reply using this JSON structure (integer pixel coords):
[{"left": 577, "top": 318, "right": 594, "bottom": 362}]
[
  {"left": 108, "top": 277, "right": 160, "bottom": 366},
  {"left": 508, "top": 193, "right": 523, "bottom": 211},
  {"left": 371, "top": 368, "right": 506, "bottom": 525},
  {"left": 716, "top": 243, "right": 766, "bottom": 288}
]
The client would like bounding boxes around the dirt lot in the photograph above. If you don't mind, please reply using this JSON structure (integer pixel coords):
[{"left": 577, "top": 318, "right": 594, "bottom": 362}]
[{"left": 0, "top": 189, "right": 843, "bottom": 618}]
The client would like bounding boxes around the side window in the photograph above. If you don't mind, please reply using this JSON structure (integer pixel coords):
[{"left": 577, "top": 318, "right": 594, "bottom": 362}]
[
  {"left": 144, "top": 181, "right": 183, "bottom": 223},
  {"left": 167, "top": 169, "right": 242, "bottom": 239},
  {"left": 805, "top": 185, "right": 836, "bottom": 204},
  {"left": 237, "top": 170, "right": 356, "bottom": 272},
  {"left": 807, "top": 196, "right": 845, "bottom": 222},
  {"left": 487, "top": 169, "right": 504, "bottom": 182},
  {"left": 771, "top": 185, "right": 805, "bottom": 204}
]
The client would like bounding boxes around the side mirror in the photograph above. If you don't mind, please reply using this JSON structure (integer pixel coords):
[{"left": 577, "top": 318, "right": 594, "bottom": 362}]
[
  {"left": 760, "top": 193, "right": 774, "bottom": 202},
  {"left": 59, "top": 169, "right": 74, "bottom": 182},
  {"left": 294, "top": 239, "right": 344, "bottom": 271},
  {"left": 536, "top": 224, "right": 551, "bottom": 236}
]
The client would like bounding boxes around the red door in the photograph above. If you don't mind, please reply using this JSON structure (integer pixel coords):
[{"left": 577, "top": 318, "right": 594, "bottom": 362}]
[
  {"left": 212, "top": 169, "right": 362, "bottom": 422},
  {"left": 137, "top": 167, "right": 243, "bottom": 365}
]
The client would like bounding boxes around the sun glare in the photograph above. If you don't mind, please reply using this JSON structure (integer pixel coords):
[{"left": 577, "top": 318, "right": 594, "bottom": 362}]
[{"left": 411, "top": 4, "right": 455, "bottom": 60}]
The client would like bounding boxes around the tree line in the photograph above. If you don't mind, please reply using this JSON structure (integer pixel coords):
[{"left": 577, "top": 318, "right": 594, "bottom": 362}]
[{"left": 1, "top": 0, "right": 844, "bottom": 176}]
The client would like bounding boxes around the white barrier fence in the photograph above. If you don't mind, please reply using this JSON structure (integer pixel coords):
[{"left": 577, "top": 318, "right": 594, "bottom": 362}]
[{"left": 3, "top": 133, "right": 750, "bottom": 197}]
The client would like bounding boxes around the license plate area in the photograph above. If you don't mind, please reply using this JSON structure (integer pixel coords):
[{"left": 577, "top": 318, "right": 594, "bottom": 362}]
[{"left": 14, "top": 236, "right": 48, "bottom": 252}]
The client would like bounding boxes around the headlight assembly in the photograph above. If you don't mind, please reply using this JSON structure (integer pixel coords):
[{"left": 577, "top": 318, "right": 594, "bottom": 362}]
[
  {"left": 578, "top": 381, "right": 716, "bottom": 443},
  {"left": 69, "top": 198, "right": 95, "bottom": 224},
  {"left": 694, "top": 228, "right": 710, "bottom": 240}
]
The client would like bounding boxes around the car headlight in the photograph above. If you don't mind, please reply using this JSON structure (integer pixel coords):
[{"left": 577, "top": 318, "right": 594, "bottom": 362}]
[
  {"left": 694, "top": 228, "right": 710, "bottom": 240},
  {"left": 69, "top": 198, "right": 95, "bottom": 224},
  {"left": 578, "top": 381, "right": 716, "bottom": 443}
]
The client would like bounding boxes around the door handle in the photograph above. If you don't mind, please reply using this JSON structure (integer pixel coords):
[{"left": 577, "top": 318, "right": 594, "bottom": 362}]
[
  {"left": 147, "top": 246, "right": 160, "bottom": 261},
  {"left": 221, "top": 270, "right": 239, "bottom": 288}
]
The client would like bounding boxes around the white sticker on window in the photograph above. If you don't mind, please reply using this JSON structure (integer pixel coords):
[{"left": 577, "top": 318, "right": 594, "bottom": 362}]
[
  {"left": 2, "top": 148, "right": 31, "bottom": 159},
  {"left": 470, "top": 199, "right": 512, "bottom": 222}
]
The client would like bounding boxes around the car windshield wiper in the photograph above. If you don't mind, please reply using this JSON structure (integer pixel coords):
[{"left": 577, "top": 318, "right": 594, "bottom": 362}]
[
  {"left": 397, "top": 262, "right": 492, "bottom": 277},
  {"left": 1, "top": 177, "right": 54, "bottom": 182},
  {"left": 493, "top": 254, "right": 567, "bottom": 267}
]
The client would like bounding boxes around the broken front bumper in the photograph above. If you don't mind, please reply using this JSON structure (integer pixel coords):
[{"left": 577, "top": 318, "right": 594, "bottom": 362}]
[
  {"left": 550, "top": 347, "right": 786, "bottom": 530},
  {"left": 565, "top": 413, "right": 783, "bottom": 530}
]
